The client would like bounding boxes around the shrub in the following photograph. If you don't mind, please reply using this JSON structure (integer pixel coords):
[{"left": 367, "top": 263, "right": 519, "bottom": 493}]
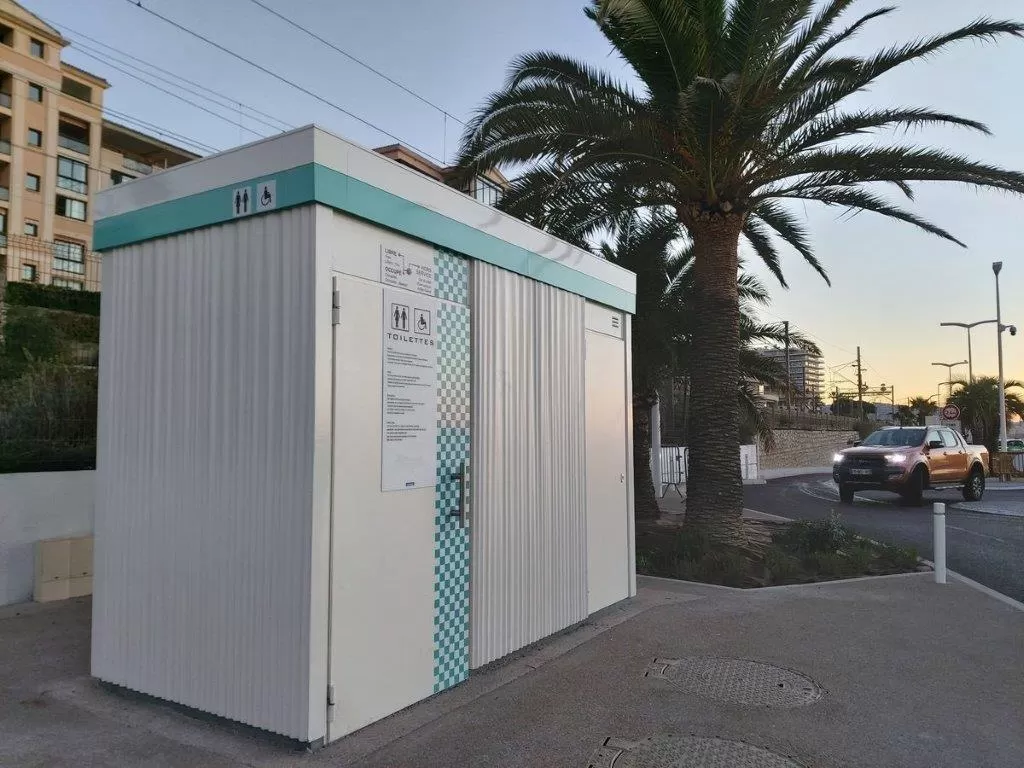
[
  {"left": 5, "top": 282, "right": 100, "bottom": 315},
  {"left": 773, "top": 513, "right": 855, "bottom": 557},
  {"left": 0, "top": 361, "right": 97, "bottom": 473}
]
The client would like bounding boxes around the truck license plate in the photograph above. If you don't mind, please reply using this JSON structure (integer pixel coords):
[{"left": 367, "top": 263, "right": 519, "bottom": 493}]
[{"left": 850, "top": 469, "right": 872, "bottom": 476}]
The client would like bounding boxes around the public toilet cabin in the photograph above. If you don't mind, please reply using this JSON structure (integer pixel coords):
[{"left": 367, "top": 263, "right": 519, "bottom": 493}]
[{"left": 90, "top": 125, "right": 637, "bottom": 744}]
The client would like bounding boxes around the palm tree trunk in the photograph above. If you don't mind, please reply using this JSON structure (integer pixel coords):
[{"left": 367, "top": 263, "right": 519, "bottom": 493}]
[
  {"left": 633, "top": 390, "right": 660, "bottom": 519},
  {"left": 683, "top": 213, "right": 745, "bottom": 544}
]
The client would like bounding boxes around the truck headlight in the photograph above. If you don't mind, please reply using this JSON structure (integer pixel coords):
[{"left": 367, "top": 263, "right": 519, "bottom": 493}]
[
  {"left": 885, "top": 454, "right": 907, "bottom": 464},
  {"left": 833, "top": 453, "right": 844, "bottom": 463}
]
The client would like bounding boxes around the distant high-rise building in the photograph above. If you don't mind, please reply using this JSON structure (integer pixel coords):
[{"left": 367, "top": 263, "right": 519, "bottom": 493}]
[
  {"left": 0, "top": 0, "right": 199, "bottom": 290},
  {"left": 757, "top": 347, "right": 824, "bottom": 406}
]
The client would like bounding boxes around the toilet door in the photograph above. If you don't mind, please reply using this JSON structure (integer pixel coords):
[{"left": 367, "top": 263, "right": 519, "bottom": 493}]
[{"left": 327, "top": 250, "right": 471, "bottom": 741}]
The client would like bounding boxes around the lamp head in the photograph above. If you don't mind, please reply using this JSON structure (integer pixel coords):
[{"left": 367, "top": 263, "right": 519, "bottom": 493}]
[{"left": 993, "top": 261, "right": 1003, "bottom": 276}]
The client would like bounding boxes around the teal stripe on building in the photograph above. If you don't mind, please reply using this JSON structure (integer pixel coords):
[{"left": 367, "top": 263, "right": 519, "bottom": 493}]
[{"left": 93, "top": 163, "right": 635, "bottom": 314}]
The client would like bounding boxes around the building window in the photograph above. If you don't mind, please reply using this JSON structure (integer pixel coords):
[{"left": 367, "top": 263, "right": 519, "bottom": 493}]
[
  {"left": 25, "top": 173, "right": 40, "bottom": 191},
  {"left": 21, "top": 263, "right": 37, "bottom": 282},
  {"left": 110, "top": 170, "right": 135, "bottom": 186},
  {"left": 28, "top": 83, "right": 42, "bottom": 102},
  {"left": 27, "top": 128, "right": 42, "bottom": 147},
  {"left": 471, "top": 176, "right": 502, "bottom": 206},
  {"left": 30, "top": 38, "right": 44, "bottom": 58},
  {"left": 24, "top": 221, "right": 38, "bottom": 236},
  {"left": 61, "top": 78, "right": 92, "bottom": 103},
  {"left": 53, "top": 240, "right": 85, "bottom": 274},
  {"left": 0, "top": 25, "right": 13, "bottom": 47},
  {"left": 57, "top": 156, "right": 88, "bottom": 194},
  {"left": 56, "top": 195, "right": 87, "bottom": 221},
  {"left": 51, "top": 277, "right": 83, "bottom": 291}
]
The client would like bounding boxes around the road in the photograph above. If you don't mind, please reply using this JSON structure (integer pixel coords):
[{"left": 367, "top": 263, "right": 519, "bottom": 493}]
[{"left": 744, "top": 474, "right": 1024, "bottom": 603}]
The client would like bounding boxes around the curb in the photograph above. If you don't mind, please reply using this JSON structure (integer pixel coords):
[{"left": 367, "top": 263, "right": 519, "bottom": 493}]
[
  {"left": 950, "top": 502, "right": 1024, "bottom": 519},
  {"left": 760, "top": 467, "right": 832, "bottom": 481},
  {"left": 916, "top": 558, "right": 1024, "bottom": 613}
]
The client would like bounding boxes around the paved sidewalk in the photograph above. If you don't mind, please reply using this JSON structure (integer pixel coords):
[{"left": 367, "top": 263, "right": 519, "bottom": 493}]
[{"left": 2, "top": 573, "right": 1022, "bottom": 767}]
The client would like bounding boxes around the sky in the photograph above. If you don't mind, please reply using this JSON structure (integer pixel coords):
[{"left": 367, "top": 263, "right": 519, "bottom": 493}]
[{"left": 30, "top": 0, "right": 1024, "bottom": 403}]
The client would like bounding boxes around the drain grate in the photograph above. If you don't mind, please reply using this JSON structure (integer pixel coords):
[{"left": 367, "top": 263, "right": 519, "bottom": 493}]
[
  {"left": 644, "top": 658, "right": 823, "bottom": 708},
  {"left": 587, "top": 736, "right": 806, "bottom": 768}
]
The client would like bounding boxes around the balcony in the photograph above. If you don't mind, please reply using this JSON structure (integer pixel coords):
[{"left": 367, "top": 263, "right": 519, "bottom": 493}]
[
  {"left": 0, "top": 186, "right": 9, "bottom": 202},
  {"left": 0, "top": 92, "right": 10, "bottom": 109},
  {"left": 0, "top": 139, "right": 9, "bottom": 155},
  {"left": 58, "top": 135, "right": 90, "bottom": 155},
  {"left": 123, "top": 156, "right": 153, "bottom": 175}
]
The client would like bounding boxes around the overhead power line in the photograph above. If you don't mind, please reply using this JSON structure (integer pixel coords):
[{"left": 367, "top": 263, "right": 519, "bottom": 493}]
[
  {"left": 14, "top": 76, "right": 217, "bottom": 156},
  {"left": 42, "top": 15, "right": 294, "bottom": 135},
  {"left": 71, "top": 42, "right": 285, "bottom": 137},
  {"left": 243, "top": 0, "right": 464, "bottom": 127},
  {"left": 125, "top": 0, "right": 445, "bottom": 164},
  {"left": 102, "top": 107, "right": 220, "bottom": 154},
  {"left": 69, "top": 48, "right": 269, "bottom": 140}
]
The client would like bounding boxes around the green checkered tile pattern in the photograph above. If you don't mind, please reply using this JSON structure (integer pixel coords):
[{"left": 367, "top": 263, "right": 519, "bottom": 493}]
[
  {"left": 433, "top": 426, "right": 470, "bottom": 693},
  {"left": 437, "top": 303, "right": 470, "bottom": 429},
  {"left": 432, "top": 255, "right": 471, "bottom": 694},
  {"left": 434, "top": 248, "right": 469, "bottom": 306}
]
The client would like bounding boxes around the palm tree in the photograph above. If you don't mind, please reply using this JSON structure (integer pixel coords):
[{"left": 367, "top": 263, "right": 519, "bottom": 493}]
[
  {"left": 908, "top": 396, "right": 938, "bottom": 427},
  {"left": 949, "top": 378, "right": 1024, "bottom": 451},
  {"left": 456, "top": 0, "right": 1024, "bottom": 543},
  {"left": 597, "top": 210, "right": 816, "bottom": 518}
]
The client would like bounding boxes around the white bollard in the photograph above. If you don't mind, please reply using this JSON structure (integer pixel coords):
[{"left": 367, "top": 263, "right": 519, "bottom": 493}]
[{"left": 933, "top": 502, "right": 947, "bottom": 585}]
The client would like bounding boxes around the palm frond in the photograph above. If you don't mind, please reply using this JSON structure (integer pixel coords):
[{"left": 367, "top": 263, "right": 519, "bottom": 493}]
[
  {"left": 751, "top": 200, "right": 830, "bottom": 285},
  {"left": 765, "top": 186, "right": 966, "bottom": 246}
]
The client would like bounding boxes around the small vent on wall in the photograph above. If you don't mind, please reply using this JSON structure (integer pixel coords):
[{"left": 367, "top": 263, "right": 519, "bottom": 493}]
[{"left": 611, "top": 316, "right": 621, "bottom": 330}]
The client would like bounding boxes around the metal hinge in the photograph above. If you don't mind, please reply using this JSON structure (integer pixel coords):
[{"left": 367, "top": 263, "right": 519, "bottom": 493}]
[
  {"left": 331, "top": 286, "right": 340, "bottom": 326},
  {"left": 327, "top": 684, "right": 336, "bottom": 707}
]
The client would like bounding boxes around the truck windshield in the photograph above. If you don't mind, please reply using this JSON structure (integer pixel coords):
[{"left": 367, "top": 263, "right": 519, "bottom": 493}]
[{"left": 861, "top": 428, "right": 926, "bottom": 447}]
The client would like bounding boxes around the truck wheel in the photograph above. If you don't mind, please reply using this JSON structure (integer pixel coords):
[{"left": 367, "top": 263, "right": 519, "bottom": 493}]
[
  {"left": 839, "top": 483, "right": 855, "bottom": 504},
  {"left": 962, "top": 466, "right": 985, "bottom": 502},
  {"left": 901, "top": 467, "right": 925, "bottom": 507}
]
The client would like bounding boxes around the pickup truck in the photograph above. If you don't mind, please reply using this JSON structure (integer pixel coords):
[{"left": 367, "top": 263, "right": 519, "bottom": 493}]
[{"left": 832, "top": 426, "right": 988, "bottom": 505}]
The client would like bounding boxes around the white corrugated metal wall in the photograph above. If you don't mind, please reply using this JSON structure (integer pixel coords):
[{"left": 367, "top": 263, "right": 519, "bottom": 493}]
[
  {"left": 92, "top": 208, "right": 322, "bottom": 741},
  {"left": 469, "top": 262, "right": 587, "bottom": 669}
]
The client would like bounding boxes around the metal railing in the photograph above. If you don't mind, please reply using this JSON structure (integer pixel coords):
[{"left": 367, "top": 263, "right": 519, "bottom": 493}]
[
  {"left": 123, "top": 156, "right": 153, "bottom": 175},
  {"left": 991, "top": 452, "right": 1024, "bottom": 479},
  {"left": 0, "top": 92, "right": 10, "bottom": 109},
  {"left": 0, "top": 185, "right": 9, "bottom": 201},
  {"left": 0, "top": 138, "right": 9, "bottom": 155},
  {"left": 58, "top": 134, "right": 90, "bottom": 155},
  {"left": 658, "top": 444, "right": 759, "bottom": 496}
]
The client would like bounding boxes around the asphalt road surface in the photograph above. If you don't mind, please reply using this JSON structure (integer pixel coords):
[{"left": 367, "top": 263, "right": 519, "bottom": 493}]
[{"left": 744, "top": 474, "right": 1024, "bottom": 603}]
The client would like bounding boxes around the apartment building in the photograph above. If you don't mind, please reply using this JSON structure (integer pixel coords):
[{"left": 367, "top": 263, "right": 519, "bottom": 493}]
[
  {"left": 757, "top": 346, "right": 825, "bottom": 407},
  {"left": 374, "top": 143, "right": 508, "bottom": 205},
  {"left": 0, "top": 0, "right": 198, "bottom": 290}
]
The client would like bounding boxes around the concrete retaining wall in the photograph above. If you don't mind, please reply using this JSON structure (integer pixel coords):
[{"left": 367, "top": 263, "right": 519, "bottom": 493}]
[
  {"left": 759, "top": 430, "right": 858, "bottom": 472},
  {"left": 0, "top": 471, "right": 94, "bottom": 606}
]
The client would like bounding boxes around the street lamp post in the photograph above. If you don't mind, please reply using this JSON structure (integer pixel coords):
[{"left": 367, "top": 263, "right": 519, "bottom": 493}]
[
  {"left": 994, "top": 262, "right": 1007, "bottom": 453},
  {"left": 939, "top": 320, "right": 998, "bottom": 383},
  {"left": 931, "top": 361, "right": 968, "bottom": 401}
]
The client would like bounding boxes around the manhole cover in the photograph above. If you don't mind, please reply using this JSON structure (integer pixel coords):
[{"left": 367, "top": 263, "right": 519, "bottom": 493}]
[
  {"left": 588, "top": 736, "right": 805, "bottom": 768},
  {"left": 645, "top": 658, "right": 823, "bottom": 707}
]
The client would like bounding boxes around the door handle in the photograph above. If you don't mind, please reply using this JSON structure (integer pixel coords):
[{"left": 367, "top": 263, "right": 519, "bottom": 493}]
[{"left": 448, "top": 460, "right": 468, "bottom": 528}]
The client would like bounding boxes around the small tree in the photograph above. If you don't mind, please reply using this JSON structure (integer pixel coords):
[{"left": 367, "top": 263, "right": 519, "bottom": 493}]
[
  {"left": 908, "top": 396, "right": 938, "bottom": 426},
  {"left": 949, "top": 378, "right": 1024, "bottom": 452}
]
